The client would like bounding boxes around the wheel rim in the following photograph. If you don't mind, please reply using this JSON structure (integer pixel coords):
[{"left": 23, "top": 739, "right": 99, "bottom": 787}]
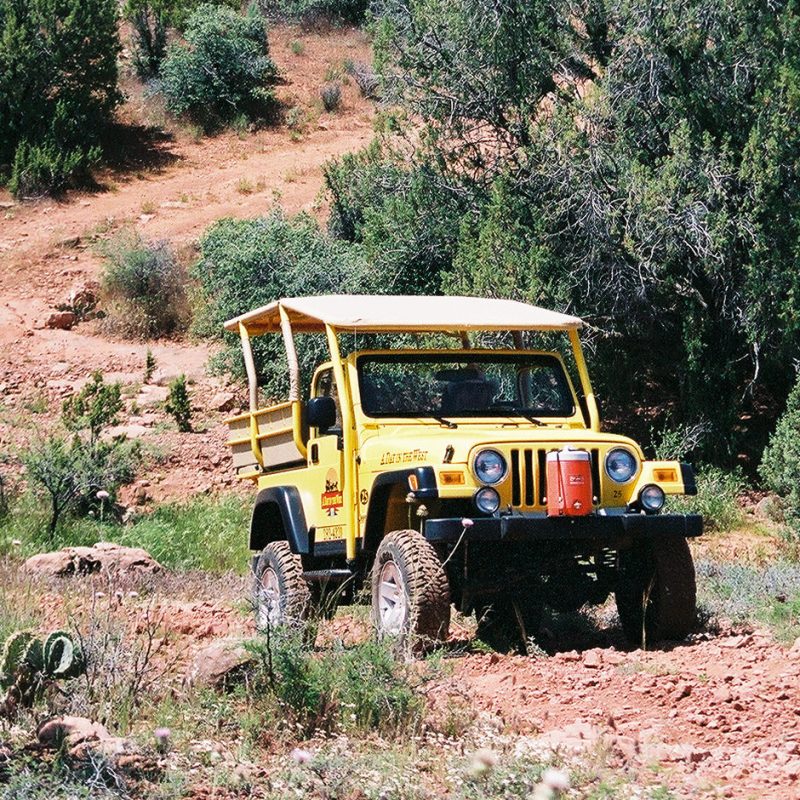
[
  {"left": 377, "top": 560, "right": 408, "bottom": 635},
  {"left": 258, "top": 566, "right": 282, "bottom": 628}
]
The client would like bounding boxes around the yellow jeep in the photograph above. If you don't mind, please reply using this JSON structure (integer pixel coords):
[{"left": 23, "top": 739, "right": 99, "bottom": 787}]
[{"left": 224, "top": 295, "right": 701, "bottom": 650}]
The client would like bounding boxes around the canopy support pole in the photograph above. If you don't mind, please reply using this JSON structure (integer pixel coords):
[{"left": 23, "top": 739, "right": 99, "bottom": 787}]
[
  {"left": 569, "top": 329, "right": 600, "bottom": 431},
  {"left": 279, "top": 305, "right": 301, "bottom": 402},
  {"left": 239, "top": 323, "right": 264, "bottom": 469},
  {"left": 326, "top": 324, "right": 358, "bottom": 562}
]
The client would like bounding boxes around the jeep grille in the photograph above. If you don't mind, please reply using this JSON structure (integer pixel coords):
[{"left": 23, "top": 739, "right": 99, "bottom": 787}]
[{"left": 509, "top": 447, "right": 602, "bottom": 509}]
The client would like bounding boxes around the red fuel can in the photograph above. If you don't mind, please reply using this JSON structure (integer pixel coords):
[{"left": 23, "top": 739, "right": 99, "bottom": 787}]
[{"left": 546, "top": 448, "right": 593, "bottom": 517}]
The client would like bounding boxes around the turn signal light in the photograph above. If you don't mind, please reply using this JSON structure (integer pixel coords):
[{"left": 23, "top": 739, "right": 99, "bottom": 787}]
[
  {"left": 439, "top": 471, "right": 465, "bottom": 485},
  {"left": 654, "top": 469, "right": 677, "bottom": 483}
]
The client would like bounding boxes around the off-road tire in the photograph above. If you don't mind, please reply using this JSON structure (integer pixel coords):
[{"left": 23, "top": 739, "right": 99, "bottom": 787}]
[
  {"left": 615, "top": 536, "right": 696, "bottom": 647},
  {"left": 253, "top": 541, "right": 311, "bottom": 632},
  {"left": 371, "top": 529, "right": 451, "bottom": 653},
  {"left": 476, "top": 594, "right": 543, "bottom": 654}
]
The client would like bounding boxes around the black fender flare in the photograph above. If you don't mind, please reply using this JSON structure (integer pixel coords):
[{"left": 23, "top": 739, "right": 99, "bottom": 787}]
[
  {"left": 250, "top": 486, "right": 309, "bottom": 554},
  {"left": 363, "top": 467, "right": 438, "bottom": 555}
]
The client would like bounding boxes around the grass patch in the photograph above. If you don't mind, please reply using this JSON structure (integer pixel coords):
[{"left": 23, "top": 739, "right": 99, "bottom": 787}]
[
  {"left": 696, "top": 559, "right": 800, "bottom": 640},
  {"left": 112, "top": 495, "right": 250, "bottom": 572},
  {"left": 669, "top": 466, "right": 744, "bottom": 532},
  {"left": 249, "top": 632, "right": 427, "bottom": 737},
  {"left": 0, "top": 494, "right": 250, "bottom": 573}
]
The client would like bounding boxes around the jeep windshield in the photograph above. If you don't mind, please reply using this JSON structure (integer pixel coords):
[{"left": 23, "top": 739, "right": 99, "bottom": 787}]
[{"left": 357, "top": 353, "right": 575, "bottom": 419}]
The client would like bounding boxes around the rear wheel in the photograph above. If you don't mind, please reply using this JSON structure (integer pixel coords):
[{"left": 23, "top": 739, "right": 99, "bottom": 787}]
[
  {"left": 615, "top": 536, "right": 696, "bottom": 647},
  {"left": 253, "top": 541, "right": 310, "bottom": 631},
  {"left": 371, "top": 529, "right": 451, "bottom": 652}
]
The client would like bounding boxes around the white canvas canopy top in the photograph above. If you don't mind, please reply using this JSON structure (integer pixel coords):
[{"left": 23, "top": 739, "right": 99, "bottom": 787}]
[{"left": 224, "top": 294, "right": 583, "bottom": 335}]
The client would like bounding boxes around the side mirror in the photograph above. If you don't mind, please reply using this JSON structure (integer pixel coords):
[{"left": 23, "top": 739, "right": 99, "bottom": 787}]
[{"left": 307, "top": 396, "right": 336, "bottom": 433}]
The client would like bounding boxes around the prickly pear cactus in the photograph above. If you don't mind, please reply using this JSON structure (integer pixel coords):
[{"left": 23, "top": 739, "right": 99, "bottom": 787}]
[
  {"left": 0, "top": 629, "right": 85, "bottom": 719},
  {"left": 43, "top": 631, "right": 83, "bottom": 679},
  {"left": 0, "top": 631, "right": 34, "bottom": 689}
]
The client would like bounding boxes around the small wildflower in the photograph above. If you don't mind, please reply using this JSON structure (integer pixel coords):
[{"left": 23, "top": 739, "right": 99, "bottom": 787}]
[
  {"left": 405, "top": 492, "right": 417, "bottom": 504},
  {"left": 416, "top": 504, "right": 429, "bottom": 517},
  {"left": 467, "top": 748, "right": 497, "bottom": 779},
  {"left": 96, "top": 490, "right": 110, "bottom": 500},
  {"left": 154, "top": 727, "right": 171, "bottom": 754},
  {"left": 291, "top": 747, "right": 312, "bottom": 764},
  {"left": 542, "top": 767, "right": 569, "bottom": 791},
  {"left": 11, "top": 539, "right": 21, "bottom": 546},
  {"left": 461, "top": 518, "right": 474, "bottom": 528}
]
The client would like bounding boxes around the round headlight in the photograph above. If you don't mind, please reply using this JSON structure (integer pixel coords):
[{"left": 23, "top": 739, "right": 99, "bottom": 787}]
[
  {"left": 474, "top": 487, "right": 501, "bottom": 514},
  {"left": 605, "top": 448, "right": 637, "bottom": 484},
  {"left": 473, "top": 449, "right": 507, "bottom": 485},
  {"left": 639, "top": 484, "right": 665, "bottom": 512}
]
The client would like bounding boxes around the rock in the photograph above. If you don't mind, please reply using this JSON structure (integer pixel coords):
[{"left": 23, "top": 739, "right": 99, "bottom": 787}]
[
  {"left": 136, "top": 385, "right": 169, "bottom": 407},
  {"left": 560, "top": 650, "right": 581, "bottom": 662},
  {"left": 45, "top": 311, "right": 77, "bottom": 330},
  {"left": 38, "top": 716, "right": 110, "bottom": 749},
  {"left": 151, "top": 369, "right": 183, "bottom": 387},
  {"left": 754, "top": 495, "right": 785, "bottom": 522},
  {"left": 789, "top": 637, "right": 800, "bottom": 659},
  {"left": 67, "top": 281, "right": 100, "bottom": 318},
  {"left": 185, "top": 638, "right": 254, "bottom": 690},
  {"left": 23, "top": 542, "right": 162, "bottom": 577},
  {"left": 105, "top": 423, "right": 149, "bottom": 440},
  {"left": 583, "top": 650, "right": 602, "bottom": 669},
  {"left": 208, "top": 391, "right": 236, "bottom": 413},
  {"left": 672, "top": 681, "right": 693, "bottom": 701}
]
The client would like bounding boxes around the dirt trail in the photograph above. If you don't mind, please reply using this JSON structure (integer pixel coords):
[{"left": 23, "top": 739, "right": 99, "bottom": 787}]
[{"left": 428, "top": 630, "right": 800, "bottom": 799}]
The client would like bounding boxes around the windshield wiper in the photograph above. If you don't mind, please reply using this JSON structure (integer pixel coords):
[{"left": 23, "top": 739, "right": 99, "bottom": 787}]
[
  {"left": 434, "top": 416, "right": 458, "bottom": 429},
  {"left": 513, "top": 409, "right": 544, "bottom": 426}
]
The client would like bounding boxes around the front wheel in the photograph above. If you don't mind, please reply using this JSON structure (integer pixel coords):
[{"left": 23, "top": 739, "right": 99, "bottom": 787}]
[
  {"left": 371, "top": 529, "right": 451, "bottom": 652},
  {"left": 253, "top": 541, "right": 310, "bottom": 631},
  {"left": 615, "top": 536, "right": 696, "bottom": 647}
]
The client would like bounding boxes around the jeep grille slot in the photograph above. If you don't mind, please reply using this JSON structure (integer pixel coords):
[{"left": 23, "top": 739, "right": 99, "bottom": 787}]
[
  {"left": 524, "top": 449, "right": 535, "bottom": 506},
  {"left": 510, "top": 449, "right": 521, "bottom": 506},
  {"left": 537, "top": 449, "right": 547, "bottom": 505},
  {"left": 590, "top": 448, "right": 601, "bottom": 502}
]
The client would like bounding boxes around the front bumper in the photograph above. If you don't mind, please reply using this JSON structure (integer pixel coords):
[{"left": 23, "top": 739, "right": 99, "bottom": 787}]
[{"left": 423, "top": 513, "right": 703, "bottom": 543}]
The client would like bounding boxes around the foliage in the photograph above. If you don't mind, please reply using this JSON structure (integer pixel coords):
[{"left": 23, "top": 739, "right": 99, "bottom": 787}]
[
  {"left": 321, "top": 82, "right": 342, "bottom": 112},
  {"left": 160, "top": 4, "right": 277, "bottom": 132},
  {"left": 21, "top": 374, "right": 139, "bottom": 539},
  {"left": 256, "top": 0, "right": 368, "bottom": 25},
  {"left": 113, "top": 495, "right": 250, "bottom": 571},
  {"left": 62, "top": 372, "right": 123, "bottom": 446},
  {"left": 164, "top": 375, "right": 192, "bottom": 432},
  {"left": 324, "top": 141, "right": 463, "bottom": 295},
  {"left": 0, "top": 0, "right": 120, "bottom": 196},
  {"left": 347, "top": 60, "right": 379, "bottom": 99},
  {"left": 250, "top": 631, "right": 424, "bottom": 736},
  {"left": 101, "top": 231, "right": 189, "bottom": 340},
  {"left": 760, "top": 373, "right": 800, "bottom": 518},
  {"left": 124, "top": 0, "right": 239, "bottom": 79},
  {"left": 144, "top": 348, "right": 157, "bottom": 383},
  {"left": 670, "top": 467, "right": 744, "bottom": 532},
  {"left": 192, "top": 210, "right": 377, "bottom": 395},
  {"left": 696, "top": 559, "right": 800, "bottom": 640},
  {"left": 316, "top": 0, "right": 800, "bottom": 464}
]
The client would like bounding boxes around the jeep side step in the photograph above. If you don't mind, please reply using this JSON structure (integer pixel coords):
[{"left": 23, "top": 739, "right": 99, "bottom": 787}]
[{"left": 302, "top": 569, "right": 354, "bottom": 583}]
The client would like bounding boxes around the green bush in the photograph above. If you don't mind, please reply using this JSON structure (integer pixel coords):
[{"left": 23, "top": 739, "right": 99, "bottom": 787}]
[
  {"left": 321, "top": 82, "right": 342, "bottom": 112},
  {"left": 256, "top": 0, "right": 368, "bottom": 25},
  {"left": 101, "top": 231, "right": 189, "bottom": 339},
  {"left": 192, "top": 210, "right": 377, "bottom": 395},
  {"left": 670, "top": 466, "right": 744, "bottom": 533},
  {"left": 165, "top": 375, "right": 192, "bottom": 432},
  {"left": 0, "top": 0, "right": 120, "bottom": 197},
  {"left": 160, "top": 4, "right": 277, "bottom": 132},
  {"left": 21, "top": 373, "right": 139, "bottom": 539},
  {"left": 124, "top": 0, "right": 240, "bottom": 79},
  {"left": 250, "top": 632, "right": 423, "bottom": 736},
  {"left": 761, "top": 374, "right": 800, "bottom": 519}
]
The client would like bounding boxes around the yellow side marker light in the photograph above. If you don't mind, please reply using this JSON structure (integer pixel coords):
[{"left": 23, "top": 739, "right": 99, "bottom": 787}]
[
  {"left": 653, "top": 469, "right": 677, "bottom": 483},
  {"left": 439, "top": 471, "right": 465, "bottom": 485}
]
